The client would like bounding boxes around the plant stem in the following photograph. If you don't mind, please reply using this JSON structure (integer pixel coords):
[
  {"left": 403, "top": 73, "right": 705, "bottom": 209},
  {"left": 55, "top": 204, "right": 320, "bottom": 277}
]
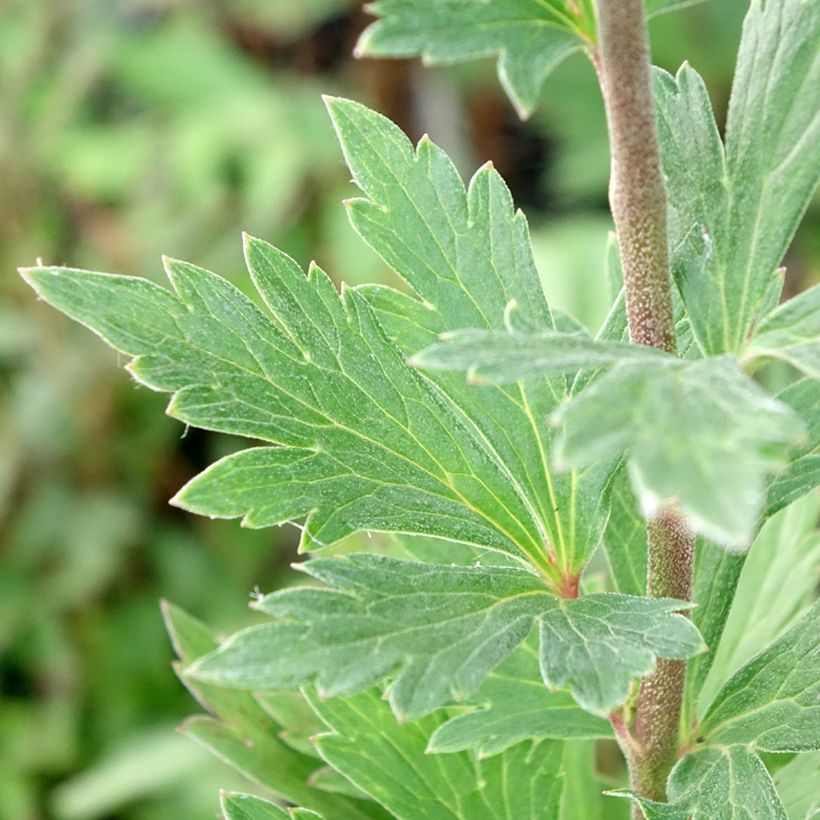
[
  {"left": 594, "top": 0, "right": 695, "bottom": 807},
  {"left": 595, "top": 0, "right": 675, "bottom": 353}
]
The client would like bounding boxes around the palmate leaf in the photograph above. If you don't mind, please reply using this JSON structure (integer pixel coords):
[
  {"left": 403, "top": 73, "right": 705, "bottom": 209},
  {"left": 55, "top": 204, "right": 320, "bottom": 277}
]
[
  {"left": 417, "top": 328, "right": 805, "bottom": 548},
  {"left": 745, "top": 285, "right": 820, "bottom": 380},
  {"left": 357, "top": 0, "right": 704, "bottom": 118},
  {"left": 21, "top": 240, "right": 550, "bottom": 573},
  {"left": 613, "top": 745, "right": 787, "bottom": 819},
  {"left": 698, "top": 599, "right": 820, "bottom": 753},
  {"left": 187, "top": 554, "right": 704, "bottom": 718},
  {"left": 653, "top": 0, "right": 820, "bottom": 356},
  {"left": 427, "top": 640, "right": 612, "bottom": 757},
  {"left": 331, "top": 97, "right": 615, "bottom": 578},
  {"left": 22, "top": 97, "right": 619, "bottom": 588},
  {"left": 305, "top": 687, "right": 566, "bottom": 819}
]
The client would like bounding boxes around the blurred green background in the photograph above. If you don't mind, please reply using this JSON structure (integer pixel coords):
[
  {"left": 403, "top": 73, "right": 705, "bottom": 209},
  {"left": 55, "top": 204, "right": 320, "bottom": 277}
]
[{"left": 1, "top": 1, "right": 817, "bottom": 818}]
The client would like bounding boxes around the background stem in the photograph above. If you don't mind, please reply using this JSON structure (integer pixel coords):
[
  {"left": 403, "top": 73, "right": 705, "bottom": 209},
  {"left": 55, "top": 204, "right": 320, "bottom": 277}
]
[{"left": 594, "top": 0, "right": 695, "bottom": 806}]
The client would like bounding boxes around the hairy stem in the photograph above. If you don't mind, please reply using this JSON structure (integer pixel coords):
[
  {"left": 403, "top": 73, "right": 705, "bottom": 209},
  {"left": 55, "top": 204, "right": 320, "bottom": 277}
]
[
  {"left": 594, "top": 0, "right": 695, "bottom": 806},
  {"left": 596, "top": 0, "right": 675, "bottom": 353},
  {"left": 631, "top": 510, "right": 694, "bottom": 801}
]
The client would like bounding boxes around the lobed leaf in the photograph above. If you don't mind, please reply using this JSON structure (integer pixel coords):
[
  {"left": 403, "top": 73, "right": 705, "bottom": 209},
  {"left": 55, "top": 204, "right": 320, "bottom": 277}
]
[
  {"left": 161, "top": 603, "right": 384, "bottom": 819},
  {"left": 612, "top": 745, "right": 787, "bottom": 819},
  {"left": 357, "top": 0, "right": 704, "bottom": 118},
  {"left": 330, "top": 96, "right": 616, "bottom": 577},
  {"left": 698, "top": 600, "right": 820, "bottom": 752},
  {"left": 187, "top": 555, "right": 703, "bottom": 719},
  {"left": 553, "top": 357, "right": 804, "bottom": 549},
  {"left": 653, "top": 0, "right": 820, "bottom": 356},
  {"left": 306, "top": 687, "right": 565, "bottom": 819},
  {"left": 21, "top": 239, "right": 550, "bottom": 572},
  {"left": 427, "top": 640, "right": 612, "bottom": 757},
  {"left": 357, "top": 0, "right": 585, "bottom": 119},
  {"left": 537, "top": 592, "right": 704, "bottom": 716}
]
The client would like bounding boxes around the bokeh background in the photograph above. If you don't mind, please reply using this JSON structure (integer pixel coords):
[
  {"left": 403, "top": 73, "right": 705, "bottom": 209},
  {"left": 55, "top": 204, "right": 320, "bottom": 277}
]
[{"left": 1, "top": 1, "right": 818, "bottom": 818}]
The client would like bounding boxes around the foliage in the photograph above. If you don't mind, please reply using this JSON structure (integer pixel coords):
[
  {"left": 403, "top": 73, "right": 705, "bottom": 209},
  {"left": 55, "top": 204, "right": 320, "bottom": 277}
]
[{"left": 8, "top": 0, "right": 820, "bottom": 818}]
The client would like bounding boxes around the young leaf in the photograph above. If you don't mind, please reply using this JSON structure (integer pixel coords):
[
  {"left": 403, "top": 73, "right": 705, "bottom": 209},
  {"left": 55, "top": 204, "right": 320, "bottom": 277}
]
[
  {"left": 553, "top": 357, "right": 804, "bottom": 549},
  {"left": 306, "top": 687, "right": 566, "bottom": 819},
  {"left": 220, "top": 791, "right": 321, "bottom": 820},
  {"left": 612, "top": 745, "right": 787, "bottom": 819},
  {"left": 356, "top": 0, "right": 585, "bottom": 119},
  {"left": 745, "top": 285, "right": 820, "bottom": 379},
  {"left": 330, "top": 96, "right": 615, "bottom": 577},
  {"left": 698, "top": 600, "right": 820, "bottom": 752},
  {"left": 427, "top": 640, "right": 612, "bottom": 757},
  {"left": 653, "top": 0, "right": 820, "bottom": 355},
  {"left": 187, "top": 554, "right": 703, "bottom": 719}
]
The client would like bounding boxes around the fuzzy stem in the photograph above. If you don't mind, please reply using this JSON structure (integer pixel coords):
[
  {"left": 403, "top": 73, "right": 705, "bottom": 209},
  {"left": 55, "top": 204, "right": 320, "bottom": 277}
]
[
  {"left": 596, "top": 0, "right": 676, "bottom": 353},
  {"left": 594, "top": 0, "right": 695, "bottom": 807},
  {"left": 630, "top": 510, "right": 694, "bottom": 802}
]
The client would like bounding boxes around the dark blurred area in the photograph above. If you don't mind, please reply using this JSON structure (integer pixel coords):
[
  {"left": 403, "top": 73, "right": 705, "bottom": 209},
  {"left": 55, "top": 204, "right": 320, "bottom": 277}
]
[{"left": 1, "top": 1, "right": 817, "bottom": 818}]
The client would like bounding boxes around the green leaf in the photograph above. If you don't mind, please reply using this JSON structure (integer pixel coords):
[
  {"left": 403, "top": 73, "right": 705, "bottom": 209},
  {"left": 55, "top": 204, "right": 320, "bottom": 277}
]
[
  {"left": 190, "top": 556, "right": 552, "bottom": 720},
  {"left": 698, "top": 494, "right": 820, "bottom": 718},
  {"left": 745, "top": 285, "right": 820, "bottom": 379},
  {"left": 698, "top": 600, "right": 820, "bottom": 752},
  {"left": 306, "top": 687, "right": 566, "bottom": 819},
  {"left": 686, "top": 379, "right": 820, "bottom": 724},
  {"left": 21, "top": 97, "right": 620, "bottom": 586},
  {"left": 187, "top": 554, "right": 703, "bottom": 718},
  {"left": 766, "top": 379, "right": 820, "bottom": 518},
  {"left": 162, "top": 603, "right": 384, "bottom": 819},
  {"left": 682, "top": 540, "right": 745, "bottom": 731},
  {"left": 601, "top": 469, "right": 647, "bottom": 597},
  {"left": 20, "top": 240, "right": 548, "bottom": 573},
  {"left": 412, "top": 330, "right": 670, "bottom": 384},
  {"left": 612, "top": 745, "right": 787, "bottom": 819},
  {"left": 427, "top": 640, "right": 612, "bottom": 756},
  {"left": 330, "top": 96, "right": 615, "bottom": 577},
  {"left": 553, "top": 357, "right": 804, "bottom": 549},
  {"left": 653, "top": 0, "right": 820, "bottom": 355},
  {"left": 220, "top": 791, "right": 321, "bottom": 820},
  {"left": 537, "top": 592, "right": 704, "bottom": 716},
  {"left": 356, "top": 0, "right": 585, "bottom": 119},
  {"left": 356, "top": 0, "right": 704, "bottom": 119},
  {"left": 772, "top": 751, "right": 820, "bottom": 820}
]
